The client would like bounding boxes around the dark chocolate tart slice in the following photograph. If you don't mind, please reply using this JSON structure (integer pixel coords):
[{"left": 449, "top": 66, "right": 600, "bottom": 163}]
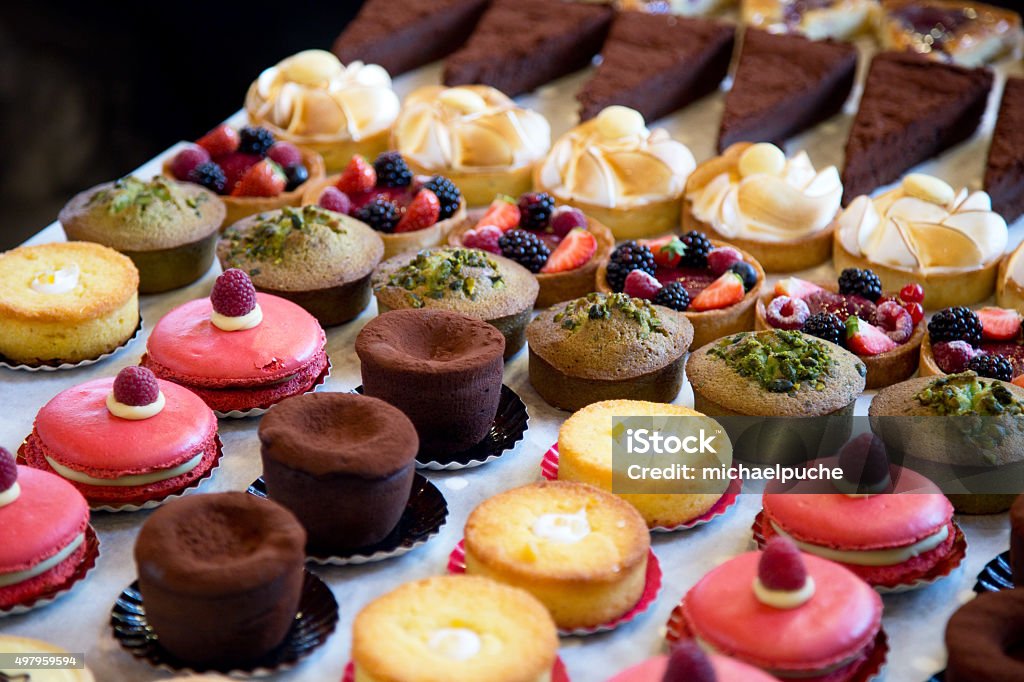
[
  {"left": 443, "top": 0, "right": 613, "bottom": 97},
  {"left": 717, "top": 29, "right": 857, "bottom": 153},
  {"left": 984, "top": 76, "right": 1024, "bottom": 224},
  {"left": 842, "top": 51, "right": 993, "bottom": 204},
  {"left": 577, "top": 12, "right": 735, "bottom": 122},
  {"left": 332, "top": 0, "right": 491, "bottom": 77}
]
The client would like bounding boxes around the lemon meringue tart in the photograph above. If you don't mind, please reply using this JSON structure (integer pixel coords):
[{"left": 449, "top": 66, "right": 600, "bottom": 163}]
[
  {"left": 684, "top": 142, "right": 843, "bottom": 272},
  {"left": 997, "top": 240, "right": 1024, "bottom": 312},
  {"left": 392, "top": 85, "right": 551, "bottom": 207},
  {"left": 834, "top": 173, "right": 1008, "bottom": 309},
  {"left": 536, "top": 106, "right": 696, "bottom": 240},
  {"left": 245, "top": 50, "right": 399, "bottom": 173}
]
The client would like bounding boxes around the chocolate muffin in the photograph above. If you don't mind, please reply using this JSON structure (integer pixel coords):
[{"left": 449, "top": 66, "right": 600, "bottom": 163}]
[
  {"left": 258, "top": 393, "right": 418, "bottom": 552},
  {"left": 945, "top": 589, "right": 1024, "bottom": 682},
  {"left": 527, "top": 292, "right": 694, "bottom": 411},
  {"left": 60, "top": 175, "right": 225, "bottom": 293},
  {"left": 372, "top": 247, "right": 538, "bottom": 359},
  {"left": 133, "top": 492, "right": 306, "bottom": 668},
  {"left": 218, "top": 205, "right": 384, "bottom": 327},
  {"left": 356, "top": 309, "right": 505, "bottom": 456}
]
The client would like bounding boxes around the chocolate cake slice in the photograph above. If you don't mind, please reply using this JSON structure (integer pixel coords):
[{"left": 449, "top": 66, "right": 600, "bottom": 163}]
[
  {"left": 332, "top": 0, "right": 491, "bottom": 77},
  {"left": 577, "top": 12, "right": 736, "bottom": 122},
  {"left": 718, "top": 29, "right": 857, "bottom": 153},
  {"left": 985, "top": 77, "right": 1024, "bottom": 224},
  {"left": 842, "top": 51, "right": 993, "bottom": 204},
  {"left": 443, "top": 0, "right": 614, "bottom": 97}
]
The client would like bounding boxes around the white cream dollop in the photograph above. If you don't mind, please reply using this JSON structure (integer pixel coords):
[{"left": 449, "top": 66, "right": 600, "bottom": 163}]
[
  {"left": 0, "top": 481, "right": 20, "bottom": 508},
  {"left": 427, "top": 628, "right": 481, "bottom": 661},
  {"left": 687, "top": 144, "right": 843, "bottom": 242},
  {"left": 837, "top": 175, "right": 1008, "bottom": 275},
  {"left": 45, "top": 453, "right": 203, "bottom": 488},
  {"left": 31, "top": 263, "right": 80, "bottom": 295},
  {"left": 247, "top": 50, "right": 399, "bottom": 142},
  {"left": 211, "top": 304, "right": 263, "bottom": 332},
  {"left": 752, "top": 576, "right": 816, "bottom": 609},
  {"left": 538, "top": 106, "right": 696, "bottom": 209},
  {"left": 393, "top": 85, "right": 551, "bottom": 172},
  {"left": 531, "top": 508, "right": 591, "bottom": 544},
  {"left": 106, "top": 390, "right": 166, "bottom": 420},
  {"left": 771, "top": 520, "right": 950, "bottom": 567}
]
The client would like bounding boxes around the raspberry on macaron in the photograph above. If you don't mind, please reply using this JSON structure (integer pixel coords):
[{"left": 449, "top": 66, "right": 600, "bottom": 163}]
[
  {"left": 0, "top": 447, "right": 19, "bottom": 505},
  {"left": 663, "top": 641, "right": 716, "bottom": 682},
  {"left": 210, "top": 269, "right": 263, "bottom": 331},
  {"left": 107, "top": 366, "right": 166, "bottom": 420},
  {"left": 753, "top": 537, "right": 815, "bottom": 609}
]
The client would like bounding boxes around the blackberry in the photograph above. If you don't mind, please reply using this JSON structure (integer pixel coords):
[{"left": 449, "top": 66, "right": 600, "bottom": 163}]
[
  {"left": 373, "top": 152, "right": 413, "bottom": 188},
  {"left": 518, "top": 192, "right": 555, "bottom": 230},
  {"left": 652, "top": 282, "right": 690, "bottom": 311},
  {"left": 838, "top": 268, "right": 883, "bottom": 301},
  {"left": 498, "top": 229, "right": 550, "bottom": 273},
  {"left": 928, "top": 306, "right": 982, "bottom": 346},
  {"left": 354, "top": 198, "right": 400, "bottom": 233},
  {"left": 422, "top": 176, "right": 462, "bottom": 220},
  {"left": 237, "top": 126, "right": 275, "bottom": 156},
  {"left": 678, "top": 230, "right": 712, "bottom": 268},
  {"left": 802, "top": 312, "right": 845, "bottom": 347},
  {"left": 606, "top": 241, "right": 656, "bottom": 292},
  {"left": 188, "top": 161, "right": 226, "bottom": 194},
  {"left": 967, "top": 354, "right": 1013, "bottom": 382}
]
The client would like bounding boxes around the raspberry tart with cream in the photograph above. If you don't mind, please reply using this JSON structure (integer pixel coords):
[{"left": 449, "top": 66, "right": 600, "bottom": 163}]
[{"left": 920, "top": 305, "right": 1024, "bottom": 386}]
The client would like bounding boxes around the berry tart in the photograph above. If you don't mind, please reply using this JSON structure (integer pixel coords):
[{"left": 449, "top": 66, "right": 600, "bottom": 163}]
[
  {"left": 945, "top": 589, "right": 1024, "bottom": 682},
  {"left": 920, "top": 305, "right": 1024, "bottom": 385},
  {"left": 245, "top": 49, "right": 398, "bottom": 172},
  {"left": 352, "top": 575, "right": 558, "bottom": 682},
  {"left": 596, "top": 231, "right": 765, "bottom": 349},
  {"left": 141, "top": 269, "right": 329, "bottom": 414},
  {"left": 997, "top": 236, "right": 1024, "bottom": 310},
  {"left": 527, "top": 293, "right": 694, "bottom": 411},
  {"left": 0, "top": 448, "right": 93, "bottom": 612},
  {"left": 835, "top": 173, "right": 1008, "bottom": 309},
  {"left": 463, "top": 480, "right": 650, "bottom": 630},
  {"left": 677, "top": 537, "right": 885, "bottom": 681},
  {"left": 60, "top": 175, "right": 224, "bottom": 293},
  {"left": 607, "top": 640, "right": 779, "bottom": 682},
  {"left": 371, "top": 246, "right": 538, "bottom": 360},
  {"left": 392, "top": 85, "right": 551, "bottom": 207},
  {"left": 683, "top": 142, "right": 843, "bottom": 272},
  {"left": 21, "top": 367, "right": 220, "bottom": 509},
  {"left": 302, "top": 151, "right": 467, "bottom": 259},
  {"left": 0, "top": 241, "right": 139, "bottom": 367},
  {"left": 448, "top": 192, "right": 615, "bottom": 308},
  {"left": 756, "top": 270, "right": 927, "bottom": 389},
  {"left": 535, "top": 106, "right": 697, "bottom": 240},
  {"left": 217, "top": 205, "right": 384, "bottom": 326},
  {"left": 558, "top": 400, "right": 733, "bottom": 530},
  {"left": 165, "top": 123, "right": 324, "bottom": 228},
  {"left": 741, "top": 0, "right": 877, "bottom": 39}
]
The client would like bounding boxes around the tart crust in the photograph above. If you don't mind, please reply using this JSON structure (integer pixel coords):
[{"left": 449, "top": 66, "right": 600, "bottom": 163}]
[
  {"left": 996, "top": 240, "right": 1024, "bottom": 311},
  {"left": 536, "top": 187, "right": 681, "bottom": 242}
]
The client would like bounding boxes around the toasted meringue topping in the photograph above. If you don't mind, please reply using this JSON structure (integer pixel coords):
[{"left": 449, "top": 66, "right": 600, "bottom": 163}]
[
  {"left": 246, "top": 50, "right": 399, "bottom": 142},
  {"left": 393, "top": 85, "right": 551, "bottom": 172},
  {"left": 837, "top": 176, "right": 1007, "bottom": 275},
  {"left": 538, "top": 106, "right": 695, "bottom": 209}
]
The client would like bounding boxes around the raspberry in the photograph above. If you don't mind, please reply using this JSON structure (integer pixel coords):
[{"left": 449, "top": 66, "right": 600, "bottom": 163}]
[
  {"left": 354, "top": 197, "right": 401, "bottom": 233},
  {"left": 170, "top": 146, "right": 210, "bottom": 181},
  {"left": 462, "top": 225, "right": 503, "bottom": 254},
  {"left": 113, "top": 366, "right": 161, "bottom": 406},
  {"left": 606, "top": 241, "right": 656, "bottom": 292},
  {"left": 373, "top": 151, "right": 413, "bottom": 188},
  {"left": 0, "top": 447, "right": 16, "bottom": 493},
  {"left": 517, "top": 192, "right": 555, "bottom": 230},
  {"left": 678, "top": 230, "right": 712, "bottom": 268},
  {"left": 766, "top": 296, "right": 810, "bottom": 330},
  {"left": 875, "top": 300, "right": 913, "bottom": 344},
  {"left": 928, "top": 306, "right": 983, "bottom": 346},
  {"left": 218, "top": 152, "right": 261, "bottom": 193},
  {"left": 550, "top": 206, "right": 586, "bottom": 238},
  {"left": 932, "top": 340, "right": 976, "bottom": 374},
  {"left": 663, "top": 641, "right": 715, "bottom": 682},
  {"left": 968, "top": 354, "right": 1014, "bottom": 382},
  {"left": 838, "top": 268, "right": 883, "bottom": 302},
  {"left": 623, "top": 269, "right": 662, "bottom": 300},
  {"left": 837, "top": 433, "right": 891, "bottom": 491},
  {"left": 237, "top": 126, "right": 275, "bottom": 156},
  {"left": 267, "top": 141, "right": 303, "bottom": 169},
  {"left": 318, "top": 186, "right": 352, "bottom": 214},
  {"left": 707, "top": 247, "right": 743, "bottom": 276},
  {"left": 211, "top": 268, "right": 258, "bottom": 317},
  {"left": 758, "top": 536, "right": 807, "bottom": 591},
  {"left": 188, "top": 162, "right": 227, "bottom": 194},
  {"left": 421, "top": 175, "right": 462, "bottom": 220},
  {"left": 498, "top": 229, "right": 550, "bottom": 272},
  {"left": 652, "top": 281, "right": 690, "bottom": 311}
]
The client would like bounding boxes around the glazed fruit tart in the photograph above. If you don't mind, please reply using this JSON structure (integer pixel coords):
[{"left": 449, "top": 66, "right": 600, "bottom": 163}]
[
  {"left": 756, "top": 269, "right": 926, "bottom": 389},
  {"left": 920, "top": 305, "right": 1024, "bottom": 388},
  {"left": 595, "top": 230, "right": 765, "bottom": 349},
  {"left": 447, "top": 192, "right": 614, "bottom": 308}
]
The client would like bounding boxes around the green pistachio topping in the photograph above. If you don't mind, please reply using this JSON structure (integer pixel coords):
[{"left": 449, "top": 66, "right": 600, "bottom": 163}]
[
  {"left": 89, "top": 175, "right": 204, "bottom": 216},
  {"left": 709, "top": 330, "right": 834, "bottom": 393},
  {"left": 915, "top": 371, "right": 1024, "bottom": 417},
  {"left": 387, "top": 249, "right": 504, "bottom": 307},
  {"left": 552, "top": 292, "right": 667, "bottom": 338},
  {"left": 223, "top": 205, "right": 347, "bottom": 265}
]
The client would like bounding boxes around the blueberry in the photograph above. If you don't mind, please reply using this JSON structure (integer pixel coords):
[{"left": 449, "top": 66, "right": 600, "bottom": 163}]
[
  {"left": 285, "top": 164, "right": 309, "bottom": 191},
  {"left": 728, "top": 261, "right": 757, "bottom": 291}
]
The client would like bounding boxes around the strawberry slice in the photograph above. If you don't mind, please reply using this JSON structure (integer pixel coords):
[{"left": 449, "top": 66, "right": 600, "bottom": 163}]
[
  {"left": 541, "top": 228, "right": 597, "bottom": 273},
  {"left": 977, "top": 307, "right": 1022, "bottom": 341},
  {"left": 337, "top": 155, "right": 377, "bottom": 195},
  {"left": 644, "top": 235, "right": 686, "bottom": 268},
  {"left": 774, "top": 277, "right": 824, "bottom": 300},
  {"left": 1014, "top": 374, "right": 1024, "bottom": 389},
  {"left": 395, "top": 189, "right": 440, "bottom": 233},
  {"left": 845, "top": 316, "right": 897, "bottom": 355},
  {"left": 196, "top": 124, "right": 240, "bottom": 157},
  {"left": 231, "top": 160, "right": 286, "bottom": 197},
  {"left": 475, "top": 196, "right": 520, "bottom": 232},
  {"left": 689, "top": 272, "right": 744, "bottom": 311}
]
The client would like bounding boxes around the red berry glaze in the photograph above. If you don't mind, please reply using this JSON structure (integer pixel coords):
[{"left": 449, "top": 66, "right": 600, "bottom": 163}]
[
  {"left": 624, "top": 269, "right": 663, "bottom": 299},
  {"left": 395, "top": 189, "right": 440, "bottom": 233},
  {"left": 112, "top": 366, "right": 161, "bottom": 407},
  {"left": 170, "top": 146, "right": 211, "bottom": 181},
  {"left": 337, "top": 155, "right": 377, "bottom": 195},
  {"left": 211, "top": 268, "right": 258, "bottom": 318},
  {"left": 267, "top": 141, "right": 303, "bottom": 169},
  {"left": 196, "top": 124, "right": 240, "bottom": 158},
  {"left": 758, "top": 536, "right": 808, "bottom": 592},
  {"left": 463, "top": 225, "right": 503, "bottom": 254},
  {"left": 0, "top": 447, "right": 16, "bottom": 493},
  {"left": 663, "top": 641, "right": 716, "bottom": 682}
]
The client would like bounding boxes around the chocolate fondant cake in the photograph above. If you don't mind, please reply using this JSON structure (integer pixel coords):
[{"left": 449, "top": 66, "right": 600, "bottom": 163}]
[
  {"left": 577, "top": 12, "right": 735, "bottom": 122},
  {"left": 718, "top": 29, "right": 857, "bottom": 153},
  {"left": 332, "top": 0, "right": 491, "bottom": 77},
  {"left": 443, "top": 0, "right": 614, "bottom": 97},
  {"left": 258, "top": 393, "right": 418, "bottom": 552},
  {"left": 945, "top": 589, "right": 1024, "bottom": 682},
  {"left": 356, "top": 309, "right": 505, "bottom": 456},
  {"left": 842, "top": 51, "right": 993, "bottom": 204},
  {"left": 985, "top": 77, "right": 1024, "bottom": 224},
  {"left": 134, "top": 493, "right": 306, "bottom": 668},
  {"left": 1011, "top": 494, "right": 1024, "bottom": 585}
]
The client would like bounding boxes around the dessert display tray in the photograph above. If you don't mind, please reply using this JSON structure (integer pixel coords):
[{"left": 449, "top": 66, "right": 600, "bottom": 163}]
[{"left": 2, "top": 41, "right": 1023, "bottom": 682}]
